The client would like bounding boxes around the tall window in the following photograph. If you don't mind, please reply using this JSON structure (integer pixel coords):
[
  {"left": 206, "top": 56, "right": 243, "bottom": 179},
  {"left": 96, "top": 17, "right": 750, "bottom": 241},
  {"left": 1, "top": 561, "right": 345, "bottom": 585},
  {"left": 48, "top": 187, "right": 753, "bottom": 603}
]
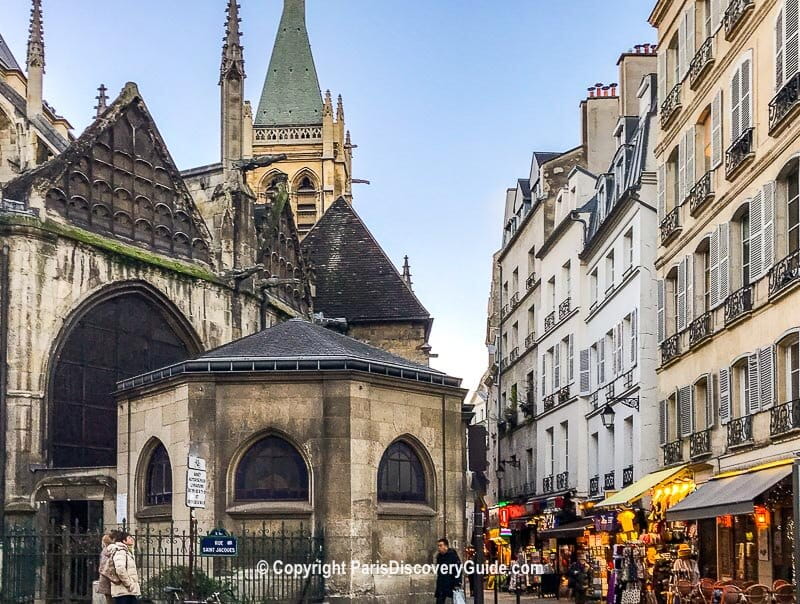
[
  {"left": 145, "top": 443, "right": 172, "bottom": 506},
  {"left": 235, "top": 436, "right": 309, "bottom": 501},
  {"left": 741, "top": 210, "right": 751, "bottom": 286},
  {"left": 590, "top": 269, "right": 599, "bottom": 305},
  {"left": 789, "top": 166, "right": 799, "bottom": 252},
  {"left": 789, "top": 340, "right": 800, "bottom": 401},
  {"left": 561, "top": 421, "right": 569, "bottom": 474},
  {"left": 624, "top": 229, "right": 634, "bottom": 271},
  {"left": 606, "top": 251, "right": 615, "bottom": 290},
  {"left": 701, "top": 109, "right": 713, "bottom": 173},
  {"left": 546, "top": 428, "right": 555, "bottom": 476},
  {"left": 378, "top": 441, "right": 427, "bottom": 503},
  {"left": 732, "top": 358, "right": 750, "bottom": 418}
]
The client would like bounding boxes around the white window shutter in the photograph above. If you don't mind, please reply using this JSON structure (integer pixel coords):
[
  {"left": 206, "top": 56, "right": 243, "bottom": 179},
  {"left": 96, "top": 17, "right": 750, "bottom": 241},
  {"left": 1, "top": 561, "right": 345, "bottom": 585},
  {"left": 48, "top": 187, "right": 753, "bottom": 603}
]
[
  {"left": 750, "top": 188, "right": 765, "bottom": 281},
  {"left": 679, "top": 385, "right": 693, "bottom": 437},
  {"left": 719, "top": 367, "right": 731, "bottom": 424},
  {"left": 707, "top": 373, "right": 717, "bottom": 428},
  {"left": 657, "top": 163, "right": 667, "bottom": 221},
  {"left": 787, "top": 0, "right": 800, "bottom": 81},
  {"left": 658, "top": 50, "right": 668, "bottom": 107},
  {"left": 686, "top": 126, "right": 696, "bottom": 192},
  {"left": 678, "top": 133, "right": 687, "bottom": 205},
  {"left": 630, "top": 309, "right": 638, "bottom": 365},
  {"left": 599, "top": 339, "right": 606, "bottom": 384},
  {"left": 748, "top": 353, "right": 761, "bottom": 414},
  {"left": 679, "top": 13, "right": 688, "bottom": 81},
  {"left": 741, "top": 55, "right": 752, "bottom": 131},
  {"left": 731, "top": 65, "right": 742, "bottom": 140},
  {"left": 616, "top": 323, "right": 624, "bottom": 374},
  {"left": 657, "top": 280, "right": 666, "bottom": 342},
  {"left": 686, "top": 254, "right": 694, "bottom": 323},
  {"left": 777, "top": 9, "right": 786, "bottom": 90},
  {"left": 763, "top": 181, "right": 776, "bottom": 271},
  {"left": 686, "top": 7, "right": 696, "bottom": 80},
  {"left": 759, "top": 345, "right": 776, "bottom": 409},
  {"left": 659, "top": 399, "right": 669, "bottom": 445},
  {"left": 677, "top": 257, "right": 688, "bottom": 331},
  {"left": 568, "top": 334, "right": 575, "bottom": 382},
  {"left": 554, "top": 342, "right": 561, "bottom": 389},
  {"left": 711, "top": 90, "right": 723, "bottom": 169},
  {"left": 709, "top": 227, "right": 720, "bottom": 308},
  {"left": 541, "top": 354, "right": 547, "bottom": 397},
  {"left": 718, "top": 223, "right": 730, "bottom": 301},
  {"left": 579, "top": 349, "right": 591, "bottom": 395}
]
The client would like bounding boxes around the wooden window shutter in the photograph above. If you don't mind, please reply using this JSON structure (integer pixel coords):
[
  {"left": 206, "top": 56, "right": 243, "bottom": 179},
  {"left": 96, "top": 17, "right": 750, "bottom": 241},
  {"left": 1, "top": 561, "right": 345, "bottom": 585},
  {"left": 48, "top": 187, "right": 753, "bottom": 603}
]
[
  {"left": 748, "top": 353, "right": 761, "bottom": 414},
  {"left": 719, "top": 367, "right": 731, "bottom": 424},
  {"left": 711, "top": 90, "right": 723, "bottom": 169},
  {"left": 759, "top": 345, "right": 776, "bottom": 409}
]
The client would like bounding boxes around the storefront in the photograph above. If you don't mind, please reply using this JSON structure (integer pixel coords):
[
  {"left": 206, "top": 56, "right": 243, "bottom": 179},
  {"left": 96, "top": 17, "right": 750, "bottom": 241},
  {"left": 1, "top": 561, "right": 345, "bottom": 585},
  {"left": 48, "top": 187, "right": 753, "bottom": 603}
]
[{"left": 666, "top": 460, "right": 794, "bottom": 585}]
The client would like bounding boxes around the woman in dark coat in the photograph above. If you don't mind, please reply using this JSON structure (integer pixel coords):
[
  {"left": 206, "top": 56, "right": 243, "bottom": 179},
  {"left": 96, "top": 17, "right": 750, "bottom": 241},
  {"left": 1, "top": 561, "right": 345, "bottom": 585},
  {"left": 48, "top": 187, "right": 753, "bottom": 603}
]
[{"left": 435, "top": 538, "right": 462, "bottom": 603}]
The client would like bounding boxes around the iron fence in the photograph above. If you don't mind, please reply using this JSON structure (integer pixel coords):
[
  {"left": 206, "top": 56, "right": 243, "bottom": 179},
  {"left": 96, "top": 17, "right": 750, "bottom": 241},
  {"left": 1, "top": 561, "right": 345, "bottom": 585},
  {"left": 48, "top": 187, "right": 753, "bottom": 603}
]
[{"left": 0, "top": 522, "right": 325, "bottom": 604}]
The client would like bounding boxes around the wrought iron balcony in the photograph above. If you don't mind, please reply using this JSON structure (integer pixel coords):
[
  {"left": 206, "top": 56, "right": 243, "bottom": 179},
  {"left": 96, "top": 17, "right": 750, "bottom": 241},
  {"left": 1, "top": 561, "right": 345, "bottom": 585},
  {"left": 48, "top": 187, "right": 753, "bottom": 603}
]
[
  {"left": 604, "top": 381, "right": 615, "bottom": 400},
  {"left": 623, "top": 369, "right": 634, "bottom": 390},
  {"left": 556, "top": 471, "right": 570, "bottom": 491},
  {"left": 660, "top": 82, "right": 682, "bottom": 127},
  {"left": 590, "top": 392, "right": 599, "bottom": 409},
  {"left": 604, "top": 471, "right": 615, "bottom": 491},
  {"left": 544, "top": 311, "right": 556, "bottom": 331},
  {"left": 727, "top": 415, "right": 753, "bottom": 449},
  {"left": 723, "top": 0, "right": 754, "bottom": 39},
  {"left": 689, "top": 37, "right": 715, "bottom": 89},
  {"left": 543, "top": 393, "right": 556, "bottom": 412},
  {"left": 689, "top": 311, "right": 713, "bottom": 348},
  {"left": 622, "top": 465, "right": 634, "bottom": 487},
  {"left": 589, "top": 475, "right": 600, "bottom": 497},
  {"left": 689, "top": 428, "right": 712, "bottom": 458},
  {"left": 542, "top": 475, "right": 554, "bottom": 494},
  {"left": 525, "top": 332, "right": 536, "bottom": 349},
  {"left": 660, "top": 333, "right": 680, "bottom": 365},
  {"left": 558, "top": 298, "right": 571, "bottom": 320},
  {"left": 501, "top": 304, "right": 509, "bottom": 318},
  {"left": 498, "top": 419, "right": 507, "bottom": 433},
  {"left": 660, "top": 207, "right": 681, "bottom": 245},
  {"left": 526, "top": 272, "right": 537, "bottom": 291},
  {"left": 663, "top": 439, "right": 683, "bottom": 466},
  {"left": 769, "top": 249, "right": 800, "bottom": 296},
  {"left": 725, "top": 127, "right": 755, "bottom": 179},
  {"left": 509, "top": 347, "right": 519, "bottom": 363},
  {"left": 558, "top": 385, "right": 571, "bottom": 405},
  {"left": 771, "top": 399, "right": 800, "bottom": 437},
  {"left": 510, "top": 292, "right": 520, "bottom": 308},
  {"left": 688, "top": 171, "right": 714, "bottom": 215},
  {"left": 519, "top": 402, "right": 534, "bottom": 417},
  {"left": 499, "top": 356, "right": 508, "bottom": 371},
  {"left": 725, "top": 285, "right": 753, "bottom": 324},
  {"left": 770, "top": 72, "right": 800, "bottom": 134}
]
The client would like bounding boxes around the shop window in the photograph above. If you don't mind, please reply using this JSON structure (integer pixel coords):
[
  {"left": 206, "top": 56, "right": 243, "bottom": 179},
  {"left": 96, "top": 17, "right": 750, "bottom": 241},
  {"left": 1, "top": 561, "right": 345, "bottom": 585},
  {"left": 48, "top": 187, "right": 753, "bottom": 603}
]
[
  {"left": 717, "top": 514, "right": 758, "bottom": 582},
  {"left": 145, "top": 443, "right": 172, "bottom": 506},
  {"left": 235, "top": 436, "right": 309, "bottom": 501},
  {"left": 378, "top": 440, "right": 427, "bottom": 503}
]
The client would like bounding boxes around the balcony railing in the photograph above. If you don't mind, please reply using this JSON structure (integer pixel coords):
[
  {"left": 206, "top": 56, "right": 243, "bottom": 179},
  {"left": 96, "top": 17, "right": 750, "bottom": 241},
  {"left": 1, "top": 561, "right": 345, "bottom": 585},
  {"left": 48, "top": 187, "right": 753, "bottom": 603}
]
[
  {"left": 526, "top": 272, "right": 536, "bottom": 291},
  {"left": 590, "top": 392, "right": 599, "bottom": 409},
  {"left": 660, "top": 207, "right": 681, "bottom": 245},
  {"left": 770, "top": 72, "right": 800, "bottom": 134},
  {"left": 660, "top": 82, "right": 682, "bottom": 127},
  {"left": 605, "top": 381, "right": 615, "bottom": 400},
  {"left": 510, "top": 292, "right": 520, "bottom": 308},
  {"left": 542, "top": 475, "right": 554, "bottom": 494},
  {"left": 558, "top": 385, "right": 571, "bottom": 405},
  {"left": 770, "top": 399, "right": 800, "bottom": 437},
  {"left": 663, "top": 439, "right": 683, "bottom": 466},
  {"left": 501, "top": 304, "right": 509, "bottom": 318},
  {"left": 543, "top": 394, "right": 556, "bottom": 412},
  {"left": 689, "top": 311, "right": 713, "bottom": 348},
  {"left": 509, "top": 347, "right": 519, "bottom": 363},
  {"left": 727, "top": 415, "right": 753, "bottom": 449},
  {"left": 725, "top": 285, "right": 753, "bottom": 323},
  {"left": 769, "top": 249, "right": 800, "bottom": 296},
  {"left": 589, "top": 476, "right": 600, "bottom": 497},
  {"left": 556, "top": 471, "right": 570, "bottom": 491},
  {"left": 688, "top": 171, "right": 714, "bottom": 215},
  {"left": 725, "top": 127, "right": 755, "bottom": 179},
  {"left": 660, "top": 333, "right": 681, "bottom": 365},
  {"left": 604, "top": 471, "right": 615, "bottom": 491},
  {"left": 502, "top": 482, "right": 537, "bottom": 500},
  {"left": 544, "top": 311, "right": 556, "bottom": 331},
  {"left": 623, "top": 369, "right": 634, "bottom": 390},
  {"left": 689, "top": 37, "right": 715, "bottom": 88},
  {"left": 559, "top": 298, "right": 571, "bottom": 320},
  {"left": 622, "top": 465, "right": 634, "bottom": 487},
  {"left": 525, "top": 332, "right": 536, "bottom": 349},
  {"left": 689, "top": 428, "right": 712, "bottom": 458},
  {"left": 724, "top": 0, "right": 754, "bottom": 39},
  {"left": 499, "top": 356, "right": 508, "bottom": 371}
]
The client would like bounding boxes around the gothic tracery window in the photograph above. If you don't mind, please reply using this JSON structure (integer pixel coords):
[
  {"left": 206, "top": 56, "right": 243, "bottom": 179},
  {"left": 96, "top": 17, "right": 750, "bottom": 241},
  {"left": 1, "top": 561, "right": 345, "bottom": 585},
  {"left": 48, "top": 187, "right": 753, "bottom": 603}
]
[
  {"left": 234, "top": 436, "right": 309, "bottom": 501},
  {"left": 145, "top": 443, "right": 173, "bottom": 506}
]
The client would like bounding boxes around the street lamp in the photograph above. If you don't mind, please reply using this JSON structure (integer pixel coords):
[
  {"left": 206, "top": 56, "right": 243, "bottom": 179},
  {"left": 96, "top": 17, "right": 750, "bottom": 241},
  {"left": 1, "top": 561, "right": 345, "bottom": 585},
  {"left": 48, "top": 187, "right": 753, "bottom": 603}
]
[{"left": 600, "top": 404, "right": 615, "bottom": 428}]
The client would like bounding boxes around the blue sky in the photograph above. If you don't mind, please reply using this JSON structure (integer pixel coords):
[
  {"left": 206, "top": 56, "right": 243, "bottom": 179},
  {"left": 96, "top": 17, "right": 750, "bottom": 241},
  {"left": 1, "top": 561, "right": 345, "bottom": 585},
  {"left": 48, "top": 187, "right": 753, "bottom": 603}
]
[{"left": 4, "top": 1, "right": 654, "bottom": 392}]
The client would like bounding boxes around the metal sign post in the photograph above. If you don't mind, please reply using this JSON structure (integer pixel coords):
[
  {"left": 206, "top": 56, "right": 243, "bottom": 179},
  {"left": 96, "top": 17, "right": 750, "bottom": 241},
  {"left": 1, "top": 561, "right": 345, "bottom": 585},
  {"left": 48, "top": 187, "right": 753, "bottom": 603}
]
[{"left": 186, "top": 456, "right": 207, "bottom": 598}]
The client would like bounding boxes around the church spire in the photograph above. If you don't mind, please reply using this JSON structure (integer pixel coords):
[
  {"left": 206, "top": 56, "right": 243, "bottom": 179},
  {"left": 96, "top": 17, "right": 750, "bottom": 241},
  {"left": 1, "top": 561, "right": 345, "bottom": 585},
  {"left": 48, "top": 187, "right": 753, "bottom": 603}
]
[
  {"left": 255, "top": 0, "right": 322, "bottom": 126},
  {"left": 94, "top": 84, "right": 108, "bottom": 117},
  {"left": 26, "top": 0, "right": 44, "bottom": 117},
  {"left": 402, "top": 256, "right": 413, "bottom": 290},
  {"left": 220, "top": 0, "right": 245, "bottom": 172}
]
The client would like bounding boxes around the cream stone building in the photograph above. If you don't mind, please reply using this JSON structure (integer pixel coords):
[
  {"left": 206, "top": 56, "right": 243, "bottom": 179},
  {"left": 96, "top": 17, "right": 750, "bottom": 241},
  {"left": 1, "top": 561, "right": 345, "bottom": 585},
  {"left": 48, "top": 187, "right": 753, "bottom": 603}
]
[{"left": 650, "top": 0, "right": 800, "bottom": 584}]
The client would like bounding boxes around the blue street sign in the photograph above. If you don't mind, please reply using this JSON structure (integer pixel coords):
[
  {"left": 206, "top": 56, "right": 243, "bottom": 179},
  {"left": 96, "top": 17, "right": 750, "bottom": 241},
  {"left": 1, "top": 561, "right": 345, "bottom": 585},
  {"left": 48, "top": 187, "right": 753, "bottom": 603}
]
[{"left": 200, "top": 535, "right": 238, "bottom": 557}]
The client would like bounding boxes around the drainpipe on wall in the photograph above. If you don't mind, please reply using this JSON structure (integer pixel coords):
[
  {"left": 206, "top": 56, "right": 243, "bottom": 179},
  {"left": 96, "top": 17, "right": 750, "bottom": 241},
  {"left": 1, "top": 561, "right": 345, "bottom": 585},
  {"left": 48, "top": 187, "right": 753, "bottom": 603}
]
[{"left": 0, "top": 244, "right": 9, "bottom": 528}]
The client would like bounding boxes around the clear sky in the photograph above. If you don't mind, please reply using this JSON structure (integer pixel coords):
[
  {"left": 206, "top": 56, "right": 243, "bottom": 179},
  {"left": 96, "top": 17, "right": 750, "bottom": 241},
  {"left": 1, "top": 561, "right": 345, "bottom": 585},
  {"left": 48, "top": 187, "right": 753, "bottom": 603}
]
[{"left": 4, "top": 0, "right": 655, "bottom": 393}]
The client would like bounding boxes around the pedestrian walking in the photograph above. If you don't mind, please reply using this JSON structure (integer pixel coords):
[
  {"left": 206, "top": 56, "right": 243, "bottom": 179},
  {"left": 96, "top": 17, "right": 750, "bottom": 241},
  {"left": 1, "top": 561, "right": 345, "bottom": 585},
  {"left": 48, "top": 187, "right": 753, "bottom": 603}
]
[
  {"left": 108, "top": 531, "right": 141, "bottom": 604},
  {"left": 434, "top": 537, "right": 463, "bottom": 604},
  {"left": 97, "top": 530, "right": 118, "bottom": 604},
  {"left": 568, "top": 551, "right": 593, "bottom": 604}
]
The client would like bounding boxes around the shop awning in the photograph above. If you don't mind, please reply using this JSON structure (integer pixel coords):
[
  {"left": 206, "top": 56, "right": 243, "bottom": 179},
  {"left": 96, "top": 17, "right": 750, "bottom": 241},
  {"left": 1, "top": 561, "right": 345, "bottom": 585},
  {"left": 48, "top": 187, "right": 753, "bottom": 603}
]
[
  {"left": 597, "top": 465, "right": 688, "bottom": 508},
  {"left": 667, "top": 463, "right": 792, "bottom": 521},
  {"left": 489, "top": 537, "right": 509, "bottom": 545},
  {"left": 537, "top": 518, "right": 593, "bottom": 538}
]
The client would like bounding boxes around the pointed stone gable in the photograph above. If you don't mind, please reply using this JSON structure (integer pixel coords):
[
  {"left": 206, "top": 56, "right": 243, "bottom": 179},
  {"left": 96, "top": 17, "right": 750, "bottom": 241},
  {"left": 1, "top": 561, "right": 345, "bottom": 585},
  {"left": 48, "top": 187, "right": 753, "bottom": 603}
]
[
  {"left": 255, "top": 0, "right": 323, "bottom": 126},
  {"left": 300, "top": 198, "right": 431, "bottom": 324},
  {"left": 4, "top": 82, "right": 212, "bottom": 264}
]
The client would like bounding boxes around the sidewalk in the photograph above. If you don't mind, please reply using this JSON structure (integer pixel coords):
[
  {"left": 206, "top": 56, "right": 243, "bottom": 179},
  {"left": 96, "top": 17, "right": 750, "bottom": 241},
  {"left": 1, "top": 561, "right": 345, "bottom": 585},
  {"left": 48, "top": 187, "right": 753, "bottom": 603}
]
[{"left": 467, "top": 592, "right": 562, "bottom": 603}]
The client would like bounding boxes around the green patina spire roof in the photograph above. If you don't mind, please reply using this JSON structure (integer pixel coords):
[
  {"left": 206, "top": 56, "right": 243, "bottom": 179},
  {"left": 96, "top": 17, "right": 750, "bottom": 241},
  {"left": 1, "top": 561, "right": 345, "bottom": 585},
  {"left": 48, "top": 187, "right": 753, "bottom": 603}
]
[{"left": 255, "top": 0, "right": 322, "bottom": 126}]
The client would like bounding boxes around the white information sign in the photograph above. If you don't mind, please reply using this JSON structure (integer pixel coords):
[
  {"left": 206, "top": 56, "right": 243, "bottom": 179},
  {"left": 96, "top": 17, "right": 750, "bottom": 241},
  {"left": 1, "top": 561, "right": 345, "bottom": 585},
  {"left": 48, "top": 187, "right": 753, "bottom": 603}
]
[{"left": 186, "top": 457, "right": 207, "bottom": 508}]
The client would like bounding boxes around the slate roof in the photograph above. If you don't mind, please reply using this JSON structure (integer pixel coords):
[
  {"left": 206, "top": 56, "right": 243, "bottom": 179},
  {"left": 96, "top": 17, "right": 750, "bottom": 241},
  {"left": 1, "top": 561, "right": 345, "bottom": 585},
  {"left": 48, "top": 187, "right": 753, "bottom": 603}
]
[
  {"left": 0, "top": 33, "right": 21, "bottom": 71},
  {"left": 117, "top": 319, "right": 462, "bottom": 391},
  {"left": 255, "top": 0, "right": 323, "bottom": 126},
  {"left": 532, "top": 151, "right": 561, "bottom": 167},
  {"left": 301, "top": 198, "right": 431, "bottom": 326},
  {"left": 0, "top": 80, "right": 69, "bottom": 153}
]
